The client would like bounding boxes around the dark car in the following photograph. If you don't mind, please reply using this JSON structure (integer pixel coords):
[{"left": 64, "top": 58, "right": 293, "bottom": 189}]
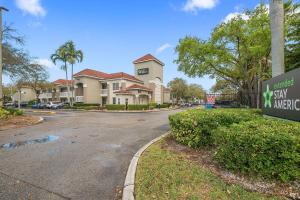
[{"left": 20, "top": 102, "right": 28, "bottom": 108}]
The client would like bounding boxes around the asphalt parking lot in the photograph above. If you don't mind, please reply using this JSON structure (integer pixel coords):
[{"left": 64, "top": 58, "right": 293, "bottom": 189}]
[{"left": 0, "top": 110, "right": 180, "bottom": 200}]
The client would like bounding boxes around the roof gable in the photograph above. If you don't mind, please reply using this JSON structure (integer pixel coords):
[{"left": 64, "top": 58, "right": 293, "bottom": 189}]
[
  {"left": 133, "top": 54, "right": 165, "bottom": 66},
  {"left": 73, "top": 69, "right": 109, "bottom": 79}
]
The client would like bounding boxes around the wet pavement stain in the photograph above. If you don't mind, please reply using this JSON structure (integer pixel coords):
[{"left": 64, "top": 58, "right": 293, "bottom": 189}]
[{"left": 1, "top": 135, "right": 59, "bottom": 150}]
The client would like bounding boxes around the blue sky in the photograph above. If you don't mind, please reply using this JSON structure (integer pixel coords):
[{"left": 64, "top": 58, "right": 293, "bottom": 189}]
[{"left": 1, "top": 0, "right": 261, "bottom": 90}]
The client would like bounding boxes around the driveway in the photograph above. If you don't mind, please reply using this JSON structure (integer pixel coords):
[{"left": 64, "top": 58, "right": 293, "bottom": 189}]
[{"left": 0, "top": 110, "right": 180, "bottom": 200}]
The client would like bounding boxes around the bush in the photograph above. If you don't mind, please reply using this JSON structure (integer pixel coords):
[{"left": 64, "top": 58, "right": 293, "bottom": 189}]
[
  {"left": 106, "top": 104, "right": 126, "bottom": 110},
  {"left": 213, "top": 119, "right": 300, "bottom": 182},
  {"left": 128, "top": 104, "right": 149, "bottom": 110},
  {"left": 73, "top": 103, "right": 100, "bottom": 107},
  {"left": 28, "top": 100, "right": 37, "bottom": 106},
  {"left": 0, "top": 108, "right": 23, "bottom": 119},
  {"left": 169, "top": 109, "right": 260, "bottom": 148},
  {"left": 159, "top": 103, "right": 171, "bottom": 109},
  {"left": 0, "top": 108, "right": 10, "bottom": 119}
]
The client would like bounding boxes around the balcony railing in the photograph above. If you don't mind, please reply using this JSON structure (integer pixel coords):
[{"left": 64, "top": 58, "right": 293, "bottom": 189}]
[
  {"left": 75, "top": 96, "right": 84, "bottom": 103},
  {"left": 60, "top": 92, "right": 73, "bottom": 98},
  {"left": 39, "top": 93, "right": 52, "bottom": 99},
  {"left": 100, "top": 89, "right": 108, "bottom": 96}
]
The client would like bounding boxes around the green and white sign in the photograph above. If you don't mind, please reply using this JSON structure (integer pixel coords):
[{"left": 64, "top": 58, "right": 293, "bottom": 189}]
[{"left": 262, "top": 67, "right": 300, "bottom": 122}]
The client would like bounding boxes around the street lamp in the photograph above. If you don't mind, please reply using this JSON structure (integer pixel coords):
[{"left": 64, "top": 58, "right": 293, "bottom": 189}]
[
  {"left": 269, "top": 0, "right": 285, "bottom": 77},
  {"left": 0, "top": 6, "right": 9, "bottom": 107}
]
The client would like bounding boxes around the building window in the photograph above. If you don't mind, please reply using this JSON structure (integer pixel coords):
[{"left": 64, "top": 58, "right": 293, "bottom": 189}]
[
  {"left": 113, "top": 83, "right": 119, "bottom": 90},
  {"left": 118, "top": 98, "right": 120, "bottom": 104},
  {"left": 113, "top": 97, "right": 116, "bottom": 104}
]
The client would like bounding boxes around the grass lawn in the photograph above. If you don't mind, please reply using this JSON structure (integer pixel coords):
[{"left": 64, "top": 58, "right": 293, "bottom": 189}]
[{"left": 135, "top": 139, "right": 283, "bottom": 200}]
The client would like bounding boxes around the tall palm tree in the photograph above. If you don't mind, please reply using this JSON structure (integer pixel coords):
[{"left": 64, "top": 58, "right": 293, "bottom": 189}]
[
  {"left": 50, "top": 44, "right": 71, "bottom": 103},
  {"left": 65, "top": 41, "right": 83, "bottom": 106}
]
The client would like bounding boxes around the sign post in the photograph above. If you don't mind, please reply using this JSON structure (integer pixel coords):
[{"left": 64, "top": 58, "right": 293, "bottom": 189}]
[{"left": 262, "top": 67, "right": 300, "bottom": 122}]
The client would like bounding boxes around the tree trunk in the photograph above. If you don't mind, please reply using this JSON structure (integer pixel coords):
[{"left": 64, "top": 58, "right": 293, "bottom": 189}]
[
  {"left": 65, "top": 62, "right": 70, "bottom": 104},
  {"left": 18, "top": 90, "right": 21, "bottom": 109},
  {"left": 270, "top": 0, "right": 285, "bottom": 77},
  {"left": 71, "top": 64, "right": 74, "bottom": 107}
]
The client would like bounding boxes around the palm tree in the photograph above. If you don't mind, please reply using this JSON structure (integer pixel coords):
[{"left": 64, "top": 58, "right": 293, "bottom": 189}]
[
  {"left": 50, "top": 44, "right": 71, "bottom": 103},
  {"left": 65, "top": 41, "right": 83, "bottom": 106}
]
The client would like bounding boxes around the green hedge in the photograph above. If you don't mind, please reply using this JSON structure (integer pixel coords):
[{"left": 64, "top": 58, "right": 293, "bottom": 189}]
[
  {"left": 106, "top": 104, "right": 126, "bottom": 110},
  {"left": 169, "top": 109, "right": 260, "bottom": 148},
  {"left": 159, "top": 103, "right": 171, "bottom": 109},
  {"left": 128, "top": 104, "right": 149, "bottom": 110},
  {"left": 73, "top": 103, "right": 100, "bottom": 107},
  {"left": 213, "top": 119, "right": 300, "bottom": 182}
]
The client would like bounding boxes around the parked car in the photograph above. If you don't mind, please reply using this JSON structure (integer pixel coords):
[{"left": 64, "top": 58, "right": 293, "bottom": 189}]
[
  {"left": 46, "top": 102, "right": 63, "bottom": 109},
  {"left": 20, "top": 102, "right": 28, "bottom": 108},
  {"left": 31, "top": 103, "right": 46, "bottom": 109},
  {"left": 4, "top": 102, "right": 16, "bottom": 108}
]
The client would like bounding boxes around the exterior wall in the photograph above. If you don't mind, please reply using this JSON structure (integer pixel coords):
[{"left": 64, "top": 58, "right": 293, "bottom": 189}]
[
  {"left": 106, "top": 79, "right": 142, "bottom": 104},
  {"left": 12, "top": 88, "right": 36, "bottom": 103},
  {"left": 74, "top": 77, "right": 101, "bottom": 104},
  {"left": 134, "top": 60, "right": 163, "bottom": 87},
  {"left": 115, "top": 95, "right": 134, "bottom": 105},
  {"left": 149, "top": 78, "right": 163, "bottom": 104},
  {"left": 163, "top": 91, "right": 171, "bottom": 103}
]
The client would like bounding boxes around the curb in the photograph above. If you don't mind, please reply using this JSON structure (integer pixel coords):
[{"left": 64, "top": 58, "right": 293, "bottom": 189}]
[
  {"left": 35, "top": 116, "right": 44, "bottom": 124},
  {"left": 122, "top": 132, "right": 170, "bottom": 200}
]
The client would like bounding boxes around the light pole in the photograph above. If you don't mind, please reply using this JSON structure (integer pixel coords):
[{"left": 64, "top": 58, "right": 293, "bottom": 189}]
[
  {"left": 0, "top": 6, "right": 9, "bottom": 107},
  {"left": 269, "top": 0, "right": 285, "bottom": 77}
]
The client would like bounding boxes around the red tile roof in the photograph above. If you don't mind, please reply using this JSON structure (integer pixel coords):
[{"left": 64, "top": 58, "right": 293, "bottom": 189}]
[
  {"left": 73, "top": 69, "right": 109, "bottom": 79},
  {"left": 106, "top": 72, "right": 143, "bottom": 83},
  {"left": 73, "top": 69, "right": 143, "bottom": 83},
  {"left": 133, "top": 54, "right": 165, "bottom": 66},
  {"left": 114, "top": 90, "right": 133, "bottom": 95},
  {"left": 126, "top": 84, "right": 152, "bottom": 91},
  {"left": 53, "top": 79, "right": 74, "bottom": 85}
]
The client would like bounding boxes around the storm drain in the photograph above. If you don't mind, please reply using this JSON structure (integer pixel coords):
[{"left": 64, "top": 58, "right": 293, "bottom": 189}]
[{"left": 1, "top": 135, "right": 59, "bottom": 150}]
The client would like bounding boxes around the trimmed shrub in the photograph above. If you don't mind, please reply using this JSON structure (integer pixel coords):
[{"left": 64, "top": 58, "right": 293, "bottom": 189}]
[
  {"left": 160, "top": 103, "right": 171, "bottom": 108},
  {"left": 28, "top": 100, "right": 37, "bottom": 106},
  {"left": 169, "top": 109, "right": 261, "bottom": 148},
  {"left": 0, "top": 108, "right": 10, "bottom": 119},
  {"left": 128, "top": 104, "right": 149, "bottom": 110},
  {"left": 73, "top": 103, "right": 100, "bottom": 107},
  {"left": 213, "top": 119, "right": 300, "bottom": 182},
  {"left": 106, "top": 104, "right": 126, "bottom": 110},
  {"left": 0, "top": 108, "right": 23, "bottom": 119},
  {"left": 5, "top": 108, "right": 23, "bottom": 116}
]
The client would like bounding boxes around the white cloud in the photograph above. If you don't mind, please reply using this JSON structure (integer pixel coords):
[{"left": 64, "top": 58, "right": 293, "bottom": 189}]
[
  {"left": 15, "top": 0, "right": 46, "bottom": 17},
  {"left": 223, "top": 4, "right": 270, "bottom": 23},
  {"left": 223, "top": 12, "right": 249, "bottom": 23},
  {"left": 183, "top": 0, "right": 218, "bottom": 13},
  {"left": 34, "top": 58, "right": 56, "bottom": 69},
  {"left": 156, "top": 43, "right": 172, "bottom": 54}
]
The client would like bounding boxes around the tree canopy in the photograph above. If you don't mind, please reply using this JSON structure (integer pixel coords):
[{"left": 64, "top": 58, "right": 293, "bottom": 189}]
[{"left": 175, "top": 2, "right": 299, "bottom": 107}]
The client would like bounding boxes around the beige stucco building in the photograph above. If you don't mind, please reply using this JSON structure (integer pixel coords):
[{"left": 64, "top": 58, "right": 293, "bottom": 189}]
[
  {"left": 72, "top": 54, "right": 171, "bottom": 105},
  {"left": 12, "top": 87, "right": 36, "bottom": 103},
  {"left": 14, "top": 54, "right": 171, "bottom": 105}
]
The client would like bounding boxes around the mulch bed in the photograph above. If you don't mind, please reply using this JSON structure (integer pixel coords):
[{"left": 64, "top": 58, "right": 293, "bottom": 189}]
[
  {"left": 0, "top": 115, "right": 41, "bottom": 131},
  {"left": 162, "top": 136, "right": 300, "bottom": 200}
]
